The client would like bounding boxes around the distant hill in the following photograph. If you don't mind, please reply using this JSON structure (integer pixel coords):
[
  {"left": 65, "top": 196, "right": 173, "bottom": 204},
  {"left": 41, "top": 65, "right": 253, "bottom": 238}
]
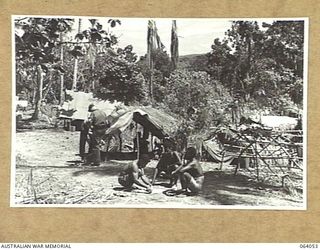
[{"left": 178, "top": 53, "right": 209, "bottom": 72}]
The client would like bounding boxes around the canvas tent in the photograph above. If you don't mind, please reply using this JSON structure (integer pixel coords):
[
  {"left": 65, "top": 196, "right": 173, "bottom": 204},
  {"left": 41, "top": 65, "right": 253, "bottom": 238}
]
[
  {"left": 202, "top": 115, "right": 299, "bottom": 164},
  {"left": 260, "top": 116, "right": 298, "bottom": 130},
  {"left": 202, "top": 138, "right": 236, "bottom": 164},
  {"left": 100, "top": 106, "right": 178, "bottom": 160},
  {"left": 250, "top": 115, "right": 299, "bottom": 130},
  {"left": 105, "top": 107, "right": 178, "bottom": 139}
]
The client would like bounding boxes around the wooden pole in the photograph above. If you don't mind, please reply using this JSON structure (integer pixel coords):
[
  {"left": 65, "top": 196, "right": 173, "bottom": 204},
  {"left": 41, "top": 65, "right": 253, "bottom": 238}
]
[
  {"left": 254, "top": 141, "right": 259, "bottom": 181},
  {"left": 273, "top": 137, "right": 302, "bottom": 169},
  {"left": 119, "top": 132, "right": 122, "bottom": 153},
  {"left": 136, "top": 130, "right": 140, "bottom": 160},
  {"left": 150, "top": 134, "right": 153, "bottom": 153},
  {"left": 232, "top": 132, "right": 255, "bottom": 175},
  {"left": 220, "top": 151, "right": 225, "bottom": 170}
]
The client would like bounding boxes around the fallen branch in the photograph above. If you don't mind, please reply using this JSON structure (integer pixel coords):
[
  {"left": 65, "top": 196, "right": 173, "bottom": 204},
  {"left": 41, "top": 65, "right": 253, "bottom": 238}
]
[
  {"left": 68, "top": 188, "right": 104, "bottom": 204},
  {"left": 28, "top": 169, "right": 38, "bottom": 204},
  {"left": 36, "top": 174, "right": 54, "bottom": 186},
  {"left": 72, "top": 192, "right": 94, "bottom": 204}
]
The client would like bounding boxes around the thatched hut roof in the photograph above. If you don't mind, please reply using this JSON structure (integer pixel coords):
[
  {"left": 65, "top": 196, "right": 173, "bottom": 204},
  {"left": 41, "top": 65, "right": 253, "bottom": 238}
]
[{"left": 106, "top": 106, "right": 178, "bottom": 139}]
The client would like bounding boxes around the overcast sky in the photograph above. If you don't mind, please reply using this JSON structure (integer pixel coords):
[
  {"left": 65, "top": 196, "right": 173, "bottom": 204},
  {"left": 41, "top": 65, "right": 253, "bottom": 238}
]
[
  {"left": 77, "top": 18, "right": 234, "bottom": 56},
  {"left": 15, "top": 16, "right": 282, "bottom": 57},
  {"left": 115, "top": 18, "right": 233, "bottom": 56}
]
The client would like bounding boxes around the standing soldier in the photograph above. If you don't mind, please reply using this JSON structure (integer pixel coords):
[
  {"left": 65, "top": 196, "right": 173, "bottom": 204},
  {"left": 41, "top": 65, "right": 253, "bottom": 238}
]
[
  {"left": 79, "top": 118, "right": 90, "bottom": 162},
  {"left": 85, "top": 104, "right": 109, "bottom": 166}
]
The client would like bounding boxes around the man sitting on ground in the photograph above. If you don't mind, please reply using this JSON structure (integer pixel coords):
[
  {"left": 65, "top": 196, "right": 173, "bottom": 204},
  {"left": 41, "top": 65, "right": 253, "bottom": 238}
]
[
  {"left": 118, "top": 154, "right": 153, "bottom": 193},
  {"left": 172, "top": 147, "right": 204, "bottom": 195},
  {"left": 151, "top": 138, "right": 182, "bottom": 187}
]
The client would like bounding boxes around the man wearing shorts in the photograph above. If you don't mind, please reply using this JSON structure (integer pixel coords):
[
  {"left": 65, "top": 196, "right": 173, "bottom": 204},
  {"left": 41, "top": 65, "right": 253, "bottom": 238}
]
[
  {"left": 86, "top": 104, "right": 108, "bottom": 165},
  {"left": 172, "top": 147, "right": 204, "bottom": 195},
  {"left": 151, "top": 138, "right": 182, "bottom": 187},
  {"left": 118, "top": 154, "right": 153, "bottom": 193}
]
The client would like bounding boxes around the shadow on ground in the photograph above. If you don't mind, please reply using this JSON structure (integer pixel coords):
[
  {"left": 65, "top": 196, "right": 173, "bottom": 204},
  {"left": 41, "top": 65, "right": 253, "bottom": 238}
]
[
  {"left": 71, "top": 161, "right": 126, "bottom": 177},
  {"left": 70, "top": 160, "right": 157, "bottom": 177},
  {"left": 200, "top": 170, "right": 284, "bottom": 205}
]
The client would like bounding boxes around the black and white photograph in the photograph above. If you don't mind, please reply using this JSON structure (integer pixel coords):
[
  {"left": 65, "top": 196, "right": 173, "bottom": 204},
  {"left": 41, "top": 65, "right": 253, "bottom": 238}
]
[{"left": 12, "top": 16, "right": 307, "bottom": 209}]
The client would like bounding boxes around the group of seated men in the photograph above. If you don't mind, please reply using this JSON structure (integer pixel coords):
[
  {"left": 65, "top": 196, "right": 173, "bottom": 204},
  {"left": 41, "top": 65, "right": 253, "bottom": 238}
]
[{"left": 118, "top": 139, "right": 204, "bottom": 196}]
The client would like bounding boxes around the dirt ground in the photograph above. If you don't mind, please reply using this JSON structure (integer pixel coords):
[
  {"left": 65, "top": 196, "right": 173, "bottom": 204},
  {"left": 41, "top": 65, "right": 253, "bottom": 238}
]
[{"left": 14, "top": 129, "right": 304, "bottom": 208}]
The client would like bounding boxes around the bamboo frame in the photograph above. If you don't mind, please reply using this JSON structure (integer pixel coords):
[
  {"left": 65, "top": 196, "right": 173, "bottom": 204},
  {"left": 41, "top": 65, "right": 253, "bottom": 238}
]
[{"left": 215, "top": 128, "right": 303, "bottom": 181}]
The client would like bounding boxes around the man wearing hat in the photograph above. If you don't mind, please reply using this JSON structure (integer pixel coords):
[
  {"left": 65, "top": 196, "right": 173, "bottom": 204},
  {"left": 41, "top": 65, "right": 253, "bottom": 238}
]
[{"left": 85, "top": 104, "right": 109, "bottom": 166}]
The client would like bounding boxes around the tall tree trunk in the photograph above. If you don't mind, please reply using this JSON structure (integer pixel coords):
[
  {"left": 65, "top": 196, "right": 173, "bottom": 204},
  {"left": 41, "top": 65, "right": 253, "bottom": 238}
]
[
  {"left": 170, "top": 20, "right": 179, "bottom": 70},
  {"left": 149, "top": 69, "right": 153, "bottom": 105},
  {"left": 91, "top": 54, "right": 95, "bottom": 90},
  {"left": 72, "top": 58, "right": 78, "bottom": 90},
  {"left": 60, "top": 33, "right": 64, "bottom": 105},
  {"left": 247, "top": 36, "right": 251, "bottom": 73},
  {"left": 43, "top": 70, "right": 53, "bottom": 100},
  {"left": 89, "top": 45, "right": 96, "bottom": 90},
  {"left": 72, "top": 18, "right": 82, "bottom": 91},
  {"left": 243, "top": 36, "right": 252, "bottom": 102},
  {"left": 32, "top": 65, "right": 43, "bottom": 120},
  {"left": 90, "top": 18, "right": 96, "bottom": 91},
  {"left": 32, "top": 84, "right": 36, "bottom": 107},
  {"left": 91, "top": 74, "right": 95, "bottom": 90},
  {"left": 147, "top": 20, "right": 155, "bottom": 105}
]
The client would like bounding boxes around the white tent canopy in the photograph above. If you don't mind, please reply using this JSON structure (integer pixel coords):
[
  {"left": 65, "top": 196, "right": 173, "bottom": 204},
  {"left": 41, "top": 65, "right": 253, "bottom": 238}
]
[
  {"left": 59, "top": 90, "right": 120, "bottom": 120},
  {"left": 250, "top": 115, "right": 299, "bottom": 130}
]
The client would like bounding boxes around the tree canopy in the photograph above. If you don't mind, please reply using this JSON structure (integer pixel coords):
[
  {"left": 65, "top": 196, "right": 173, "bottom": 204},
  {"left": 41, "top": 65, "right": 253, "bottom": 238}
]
[
  {"left": 207, "top": 20, "right": 304, "bottom": 109},
  {"left": 15, "top": 17, "right": 304, "bottom": 143}
]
